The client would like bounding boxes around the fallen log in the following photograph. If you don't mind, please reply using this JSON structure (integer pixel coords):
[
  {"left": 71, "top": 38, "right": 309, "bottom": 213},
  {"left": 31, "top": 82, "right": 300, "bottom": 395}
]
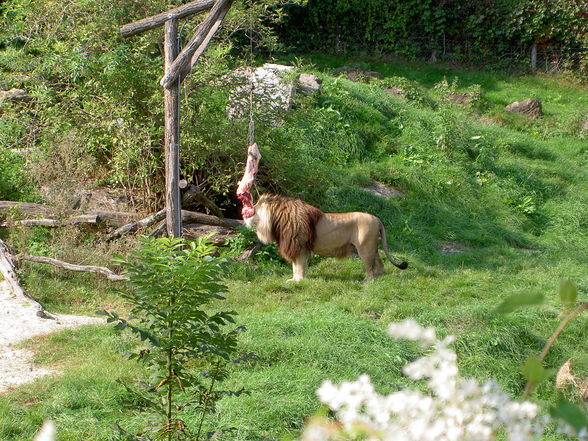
[
  {"left": 183, "top": 223, "right": 235, "bottom": 244},
  {"left": 17, "top": 254, "right": 128, "bottom": 282},
  {"left": 0, "top": 239, "right": 52, "bottom": 319},
  {"left": 0, "top": 201, "right": 138, "bottom": 228},
  {"left": 181, "top": 210, "right": 242, "bottom": 229},
  {"left": 105, "top": 209, "right": 166, "bottom": 242},
  {"left": 7, "top": 215, "right": 101, "bottom": 228},
  {"left": 179, "top": 179, "right": 224, "bottom": 218},
  {"left": 149, "top": 220, "right": 167, "bottom": 238},
  {"left": 0, "top": 201, "right": 54, "bottom": 217}
]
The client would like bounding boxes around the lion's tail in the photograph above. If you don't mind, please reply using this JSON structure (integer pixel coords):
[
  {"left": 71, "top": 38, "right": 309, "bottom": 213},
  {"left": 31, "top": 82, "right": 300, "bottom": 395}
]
[{"left": 379, "top": 221, "right": 408, "bottom": 270}]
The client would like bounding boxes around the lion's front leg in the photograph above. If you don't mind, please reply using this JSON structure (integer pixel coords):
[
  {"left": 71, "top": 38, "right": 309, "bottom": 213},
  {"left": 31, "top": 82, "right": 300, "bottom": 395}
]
[{"left": 287, "top": 252, "right": 309, "bottom": 282}]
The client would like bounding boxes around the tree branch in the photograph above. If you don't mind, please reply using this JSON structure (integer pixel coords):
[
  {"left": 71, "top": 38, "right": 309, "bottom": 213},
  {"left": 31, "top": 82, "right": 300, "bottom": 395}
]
[{"left": 17, "top": 254, "right": 128, "bottom": 282}]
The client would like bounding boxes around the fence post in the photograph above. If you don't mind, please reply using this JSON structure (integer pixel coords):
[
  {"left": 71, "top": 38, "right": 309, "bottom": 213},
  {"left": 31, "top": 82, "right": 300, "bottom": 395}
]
[{"left": 530, "top": 43, "right": 537, "bottom": 73}]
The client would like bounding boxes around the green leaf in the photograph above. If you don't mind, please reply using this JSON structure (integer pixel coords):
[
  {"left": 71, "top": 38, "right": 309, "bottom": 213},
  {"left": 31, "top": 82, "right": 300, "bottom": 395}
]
[
  {"left": 550, "top": 400, "right": 588, "bottom": 432},
  {"left": 495, "top": 292, "right": 544, "bottom": 314},
  {"left": 523, "top": 355, "right": 554, "bottom": 387},
  {"left": 559, "top": 280, "right": 577, "bottom": 310}
]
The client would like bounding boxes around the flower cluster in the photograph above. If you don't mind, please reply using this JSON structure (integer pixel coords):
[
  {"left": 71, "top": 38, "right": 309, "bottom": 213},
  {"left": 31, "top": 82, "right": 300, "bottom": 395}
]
[{"left": 304, "top": 320, "right": 548, "bottom": 441}]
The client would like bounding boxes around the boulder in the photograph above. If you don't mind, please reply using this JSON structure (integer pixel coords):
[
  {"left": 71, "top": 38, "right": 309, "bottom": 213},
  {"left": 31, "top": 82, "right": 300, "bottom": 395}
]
[
  {"left": 448, "top": 91, "right": 480, "bottom": 106},
  {"left": 298, "top": 73, "right": 321, "bottom": 95},
  {"left": 439, "top": 242, "right": 469, "bottom": 254},
  {"left": 226, "top": 63, "right": 296, "bottom": 121},
  {"left": 384, "top": 87, "right": 404, "bottom": 98},
  {"left": 334, "top": 66, "right": 382, "bottom": 82},
  {"left": 505, "top": 98, "right": 542, "bottom": 118},
  {"left": 363, "top": 181, "right": 406, "bottom": 199}
]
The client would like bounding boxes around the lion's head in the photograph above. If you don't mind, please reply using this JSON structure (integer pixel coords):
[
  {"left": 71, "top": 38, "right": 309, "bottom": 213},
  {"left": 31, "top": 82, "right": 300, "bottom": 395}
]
[{"left": 247, "top": 194, "right": 324, "bottom": 262}]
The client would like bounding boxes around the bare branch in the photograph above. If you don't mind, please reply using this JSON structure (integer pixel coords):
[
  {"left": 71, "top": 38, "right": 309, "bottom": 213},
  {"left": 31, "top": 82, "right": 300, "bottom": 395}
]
[{"left": 18, "top": 254, "right": 128, "bottom": 282}]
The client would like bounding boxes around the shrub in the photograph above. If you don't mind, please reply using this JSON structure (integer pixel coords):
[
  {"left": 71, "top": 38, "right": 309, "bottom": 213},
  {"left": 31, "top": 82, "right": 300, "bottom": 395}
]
[{"left": 99, "top": 237, "right": 246, "bottom": 440}]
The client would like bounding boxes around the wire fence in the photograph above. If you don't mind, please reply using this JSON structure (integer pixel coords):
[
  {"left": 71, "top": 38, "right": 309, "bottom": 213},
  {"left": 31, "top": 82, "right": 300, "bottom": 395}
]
[{"left": 403, "top": 37, "right": 588, "bottom": 73}]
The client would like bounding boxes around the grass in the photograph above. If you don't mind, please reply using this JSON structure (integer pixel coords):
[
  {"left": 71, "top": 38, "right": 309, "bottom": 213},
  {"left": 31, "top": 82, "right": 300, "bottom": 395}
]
[{"left": 1, "top": 56, "right": 587, "bottom": 440}]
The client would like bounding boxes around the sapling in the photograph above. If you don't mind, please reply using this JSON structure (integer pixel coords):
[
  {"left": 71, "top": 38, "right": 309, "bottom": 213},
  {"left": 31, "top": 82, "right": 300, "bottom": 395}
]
[{"left": 99, "top": 237, "right": 246, "bottom": 441}]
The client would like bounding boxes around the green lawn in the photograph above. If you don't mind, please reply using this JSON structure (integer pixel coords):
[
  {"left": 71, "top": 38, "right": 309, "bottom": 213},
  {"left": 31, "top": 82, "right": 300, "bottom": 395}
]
[{"left": 1, "top": 57, "right": 587, "bottom": 440}]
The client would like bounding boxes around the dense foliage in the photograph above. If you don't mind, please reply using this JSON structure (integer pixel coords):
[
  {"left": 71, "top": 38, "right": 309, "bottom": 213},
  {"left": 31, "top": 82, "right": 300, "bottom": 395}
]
[
  {"left": 279, "top": 0, "right": 588, "bottom": 63},
  {"left": 0, "top": 0, "right": 268, "bottom": 210}
]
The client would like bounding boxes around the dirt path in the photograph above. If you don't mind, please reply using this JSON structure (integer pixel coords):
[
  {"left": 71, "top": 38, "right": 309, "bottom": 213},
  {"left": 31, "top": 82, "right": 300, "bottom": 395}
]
[{"left": 0, "top": 280, "right": 102, "bottom": 393}]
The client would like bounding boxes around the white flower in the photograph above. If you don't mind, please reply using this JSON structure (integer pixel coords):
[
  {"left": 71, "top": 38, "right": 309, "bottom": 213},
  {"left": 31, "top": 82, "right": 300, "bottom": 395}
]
[
  {"left": 305, "top": 320, "right": 553, "bottom": 441},
  {"left": 387, "top": 319, "right": 437, "bottom": 346}
]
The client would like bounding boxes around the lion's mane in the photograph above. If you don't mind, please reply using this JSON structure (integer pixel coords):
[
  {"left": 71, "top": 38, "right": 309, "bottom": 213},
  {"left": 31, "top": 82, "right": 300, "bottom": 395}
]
[{"left": 255, "top": 194, "right": 324, "bottom": 262}]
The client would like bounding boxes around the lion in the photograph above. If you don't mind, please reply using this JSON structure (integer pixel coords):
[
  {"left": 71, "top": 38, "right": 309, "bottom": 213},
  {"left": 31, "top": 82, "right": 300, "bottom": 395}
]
[{"left": 244, "top": 194, "right": 408, "bottom": 282}]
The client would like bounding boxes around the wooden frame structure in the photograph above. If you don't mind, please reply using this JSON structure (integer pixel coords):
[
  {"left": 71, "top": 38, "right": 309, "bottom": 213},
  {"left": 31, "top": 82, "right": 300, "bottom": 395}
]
[{"left": 121, "top": 0, "right": 233, "bottom": 237}]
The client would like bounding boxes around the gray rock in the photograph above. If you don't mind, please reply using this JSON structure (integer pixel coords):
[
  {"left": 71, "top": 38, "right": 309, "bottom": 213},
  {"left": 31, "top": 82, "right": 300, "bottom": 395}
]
[
  {"left": 334, "top": 66, "right": 382, "bottom": 82},
  {"left": 439, "top": 242, "right": 469, "bottom": 254},
  {"left": 226, "top": 63, "right": 295, "bottom": 121},
  {"left": 363, "top": 181, "right": 406, "bottom": 199},
  {"left": 448, "top": 91, "right": 480, "bottom": 105},
  {"left": 298, "top": 73, "right": 321, "bottom": 95},
  {"left": 384, "top": 87, "right": 404, "bottom": 97},
  {"left": 505, "top": 98, "right": 542, "bottom": 117},
  {"left": 582, "top": 119, "right": 588, "bottom": 131}
]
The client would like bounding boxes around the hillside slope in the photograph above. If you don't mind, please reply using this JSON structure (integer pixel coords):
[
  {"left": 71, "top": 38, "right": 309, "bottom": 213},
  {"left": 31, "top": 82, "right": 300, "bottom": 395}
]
[{"left": 1, "top": 52, "right": 587, "bottom": 440}]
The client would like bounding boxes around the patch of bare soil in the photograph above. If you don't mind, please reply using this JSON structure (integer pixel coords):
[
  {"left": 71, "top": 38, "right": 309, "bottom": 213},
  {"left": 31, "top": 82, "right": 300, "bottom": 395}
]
[{"left": 0, "top": 280, "right": 102, "bottom": 393}]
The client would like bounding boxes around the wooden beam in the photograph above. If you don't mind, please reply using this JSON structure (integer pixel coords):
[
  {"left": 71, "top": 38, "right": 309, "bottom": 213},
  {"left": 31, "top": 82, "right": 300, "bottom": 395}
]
[
  {"left": 164, "top": 19, "right": 182, "bottom": 237},
  {"left": 180, "top": 0, "right": 232, "bottom": 84},
  {"left": 160, "top": 0, "right": 233, "bottom": 89},
  {"left": 120, "top": 0, "right": 214, "bottom": 37}
]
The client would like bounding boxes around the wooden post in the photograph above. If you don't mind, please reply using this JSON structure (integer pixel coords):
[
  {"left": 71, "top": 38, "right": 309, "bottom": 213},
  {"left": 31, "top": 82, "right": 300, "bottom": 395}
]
[
  {"left": 530, "top": 43, "right": 538, "bottom": 73},
  {"left": 164, "top": 19, "right": 182, "bottom": 237}
]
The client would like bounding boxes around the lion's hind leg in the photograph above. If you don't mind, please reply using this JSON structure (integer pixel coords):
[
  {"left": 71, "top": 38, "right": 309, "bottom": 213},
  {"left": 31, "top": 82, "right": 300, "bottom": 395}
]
[{"left": 356, "top": 243, "right": 384, "bottom": 282}]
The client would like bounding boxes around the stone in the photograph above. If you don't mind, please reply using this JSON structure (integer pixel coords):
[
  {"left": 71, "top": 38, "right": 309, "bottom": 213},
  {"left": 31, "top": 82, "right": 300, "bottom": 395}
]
[
  {"left": 226, "top": 63, "right": 296, "bottom": 121},
  {"left": 384, "top": 87, "right": 404, "bottom": 97},
  {"left": 363, "top": 182, "right": 406, "bottom": 199},
  {"left": 582, "top": 119, "right": 588, "bottom": 131},
  {"left": 505, "top": 98, "right": 543, "bottom": 117},
  {"left": 298, "top": 73, "right": 321, "bottom": 95},
  {"left": 0, "top": 88, "right": 32, "bottom": 103},
  {"left": 448, "top": 91, "right": 479, "bottom": 105},
  {"left": 439, "top": 242, "right": 469, "bottom": 254},
  {"left": 334, "top": 66, "right": 382, "bottom": 82}
]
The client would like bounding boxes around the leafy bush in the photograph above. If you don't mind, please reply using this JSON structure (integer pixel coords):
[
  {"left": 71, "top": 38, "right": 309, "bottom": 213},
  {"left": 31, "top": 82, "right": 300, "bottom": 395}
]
[{"left": 99, "top": 237, "right": 246, "bottom": 440}]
